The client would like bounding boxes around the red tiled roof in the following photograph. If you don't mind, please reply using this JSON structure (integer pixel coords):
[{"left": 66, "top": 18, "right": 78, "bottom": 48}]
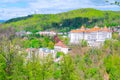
[
  {"left": 54, "top": 35, "right": 61, "bottom": 43},
  {"left": 55, "top": 41, "right": 67, "bottom": 48}
]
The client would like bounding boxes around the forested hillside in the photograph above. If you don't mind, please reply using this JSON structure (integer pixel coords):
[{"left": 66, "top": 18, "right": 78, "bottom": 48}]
[{"left": 3, "top": 8, "right": 120, "bottom": 32}]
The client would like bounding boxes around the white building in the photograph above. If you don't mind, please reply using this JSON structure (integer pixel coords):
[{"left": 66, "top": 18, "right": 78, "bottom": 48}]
[
  {"left": 26, "top": 48, "right": 62, "bottom": 62},
  {"left": 26, "top": 48, "right": 39, "bottom": 59},
  {"left": 69, "top": 26, "right": 112, "bottom": 46},
  {"left": 38, "top": 31, "right": 56, "bottom": 36},
  {"left": 26, "top": 48, "right": 56, "bottom": 59},
  {"left": 39, "top": 48, "right": 56, "bottom": 58},
  {"left": 54, "top": 41, "right": 69, "bottom": 54}
]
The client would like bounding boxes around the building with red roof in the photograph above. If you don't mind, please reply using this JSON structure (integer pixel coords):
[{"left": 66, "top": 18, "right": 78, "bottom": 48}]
[
  {"left": 54, "top": 35, "right": 61, "bottom": 43},
  {"left": 54, "top": 41, "right": 69, "bottom": 54}
]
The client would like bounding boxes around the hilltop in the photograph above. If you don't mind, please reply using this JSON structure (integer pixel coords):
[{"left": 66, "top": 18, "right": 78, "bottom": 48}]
[{"left": 3, "top": 8, "right": 120, "bottom": 32}]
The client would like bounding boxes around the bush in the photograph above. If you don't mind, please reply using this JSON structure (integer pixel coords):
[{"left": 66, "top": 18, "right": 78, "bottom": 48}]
[
  {"left": 80, "top": 39, "right": 88, "bottom": 47},
  {"left": 56, "top": 52, "right": 64, "bottom": 58},
  {"left": 104, "top": 55, "right": 120, "bottom": 80}
]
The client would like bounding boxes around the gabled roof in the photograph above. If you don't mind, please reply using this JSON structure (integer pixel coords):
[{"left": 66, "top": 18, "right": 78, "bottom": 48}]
[
  {"left": 55, "top": 41, "right": 67, "bottom": 48},
  {"left": 102, "top": 26, "right": 111, "bottom": 32},
  {"left": 71, "top": 25, "right": 85, "bottom": 33},
  {"left": 86, "top": 25, "right": 101, "bottom": 32},
  {"left": 81, "top": 25, "right": 85, "bottom": 30},
  {"left": 70, "top": 25, "right": 111, "bottom": 33},
  {"left": 54, "top": 35, "right": 61, "bottom": 43}
]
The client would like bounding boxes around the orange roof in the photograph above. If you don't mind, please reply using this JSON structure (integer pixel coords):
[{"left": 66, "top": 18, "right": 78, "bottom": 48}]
[
  {"left": 81, "top": 25, "right": 85, "bottom": 30},
  {"left": 102, "top": 26, "right": 111, "bottom": 32},
  {"left": 71, "top": 29, "right": 85, "bottom": 33},
  {"left": 93, "top": 25, "right": 100, "bottom": 30},
  {"left": 71, "top": 26, "right": 85, "bottom": 33},
  {"left": 86, "top": 25, "right": 101, "bottom": 32},
  {"left": 71, "top": 25, "right": 111, "bottom": 33},
  {"left": 55, "top": 41, "right": 67, "bottom": 48}
]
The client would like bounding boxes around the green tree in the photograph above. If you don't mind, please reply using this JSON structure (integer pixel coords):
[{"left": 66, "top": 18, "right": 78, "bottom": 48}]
[
  {"left": 60, "top": 55, "right": 80, "bottom": 80},
  {"left": 48, "top": 41, "right": 54, "bottom": 49},
  {"left": 80, "top": 39, "right": 88, "bottom": 47},
  {"left": 26, "top": 53, "right": 54, "bottom": 80},
  {"left": 0, "top": 53, "right": 6, "bottom": 80},
  {"left": 104, "top": 54, "right": 120, "bottom": 80}
]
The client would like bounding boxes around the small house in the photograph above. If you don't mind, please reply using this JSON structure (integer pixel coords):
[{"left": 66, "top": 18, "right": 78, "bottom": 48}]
[{"left": 54, "top": 41, "right": 69, "bottom": 54}]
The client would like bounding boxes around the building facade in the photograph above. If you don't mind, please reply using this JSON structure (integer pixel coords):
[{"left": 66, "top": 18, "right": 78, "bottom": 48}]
[
  {"left": 69, "top": 26, "right": 112, "bottom": 46},
  {"left": 54, "top": 41, "right": 69, "bottom": 54},
  {"left": 37, "top": 31, "right": 56, "bottom": 36},
  {"left": 26, "top": 48, "right": 56, "bottom": 60}
]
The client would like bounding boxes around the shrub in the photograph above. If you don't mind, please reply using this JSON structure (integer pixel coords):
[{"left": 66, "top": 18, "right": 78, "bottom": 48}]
[{"left": 80, "top": 39, "right": 88, "bottom": 47}]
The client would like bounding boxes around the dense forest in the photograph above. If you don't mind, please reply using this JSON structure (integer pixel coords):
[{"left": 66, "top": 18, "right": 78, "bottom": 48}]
[{"left": 2, "top": 8, "right": 120, "bottom": 32}]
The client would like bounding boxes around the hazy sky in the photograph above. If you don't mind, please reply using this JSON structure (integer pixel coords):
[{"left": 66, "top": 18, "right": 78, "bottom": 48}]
[{"left": 0, "top": 0, "right": 120, "bottom": 20}]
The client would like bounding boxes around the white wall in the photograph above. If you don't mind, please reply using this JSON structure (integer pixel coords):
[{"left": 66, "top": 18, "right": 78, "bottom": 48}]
[
  {"left": 54, "top": 46, "right": 69, "bottom": 54},
  {"left": 69, "top": 31, "right": 112, "bottom": 46},
  {"left": 70, "top": 32, "right": 84, "bottom": 44},
  {"left": 61, "top": 48, "right": 69, "bottom": 54}
]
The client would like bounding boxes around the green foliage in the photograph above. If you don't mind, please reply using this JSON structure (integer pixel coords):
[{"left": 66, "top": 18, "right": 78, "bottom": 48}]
[
  {"left": 0, "top": 30, "right": 120, "bottom": 80},
  {"left": 104, "top": 39, "right": 120, "bottom": 54},
  {"left": 26, "top": 55, "right": 54, "bottom": 80},
  {"left": 112, "top": 32, "right": 119, "bottom": 40},
  {"left": 60, "top": 55, "right": 80, "bottom": 80},
  {"left": 21, "top": 36, "right": 54, "bottom": 48},
  {"left": 59, "top": 36, "right": 70, "bottom": 45},
  {"left": 53, "top": 70, "right": 61, "bottom": 79},
  {"left": 104, "top": 39, "right": 112, "bottom": 49},
  {"left": 85, "top": 68, "right": 99, "bottom": 79},
  {"left": 48, "top": 41, "right": 54, "bottom": 49},
  {"left": 2, "top": 8, "right": 120, "bottom": 32},
  {"left": 0, "top": 54, "right": 6, "bottom": 80},
  {"left": 83, "top": 54, "right": 92, "bottom": 65},
  {"left": 56, "top": 52, "right": 64, "bottom": 58},
  {"left": 10, "top": 52, "right": 27, "bottom": 80},
  {"left": 104, "top": 54, "right": 120, "bottom": 80},
  {"left": 80, "top": 39, "right": 88, "bottom": 47}
]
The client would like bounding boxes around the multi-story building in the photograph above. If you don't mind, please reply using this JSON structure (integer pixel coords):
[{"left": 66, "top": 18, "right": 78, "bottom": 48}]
[{"left": 69, "top": 25, "right": 112, "bottom": 46}]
